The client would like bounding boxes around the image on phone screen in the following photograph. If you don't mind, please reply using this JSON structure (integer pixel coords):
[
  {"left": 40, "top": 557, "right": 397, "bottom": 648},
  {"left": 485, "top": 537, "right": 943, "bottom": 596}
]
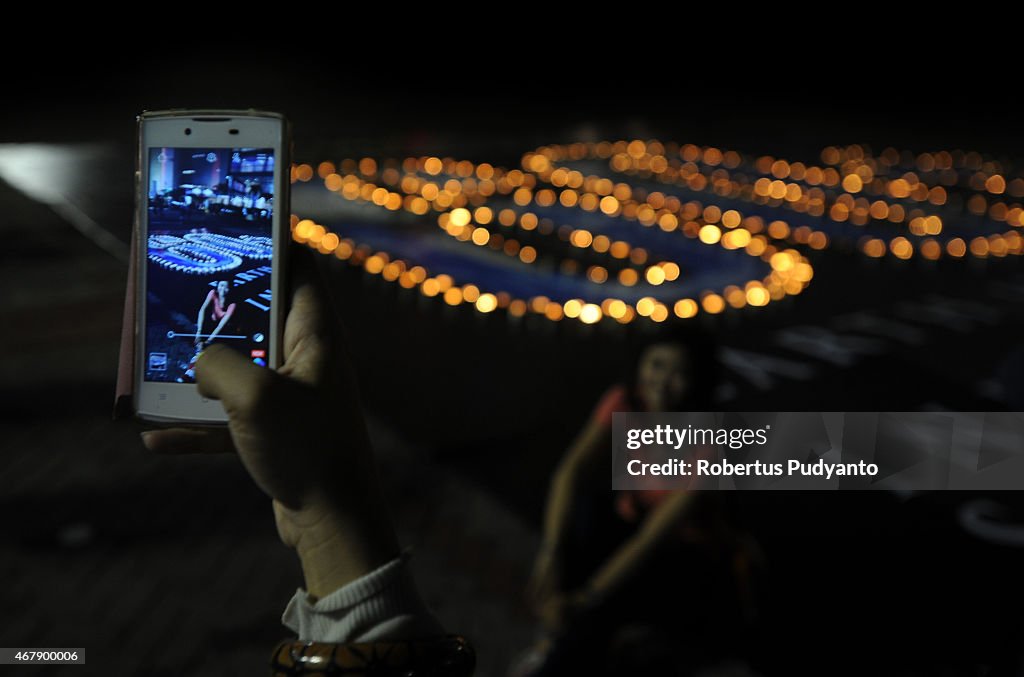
[{"left": 144, "top": 147, "right": 275, "bottom": 383}]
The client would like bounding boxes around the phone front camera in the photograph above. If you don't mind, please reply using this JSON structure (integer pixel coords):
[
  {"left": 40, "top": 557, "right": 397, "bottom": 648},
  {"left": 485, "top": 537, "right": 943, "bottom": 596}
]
[{"left": 184, "top": 128, "right": 192, "bottom": 135}]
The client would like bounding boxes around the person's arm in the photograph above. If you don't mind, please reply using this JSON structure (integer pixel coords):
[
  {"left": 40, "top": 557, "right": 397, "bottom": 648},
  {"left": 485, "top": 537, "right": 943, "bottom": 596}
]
[
  {"left": 582, "top": 489, "right": 694, "bottom": 604},
  {"left": 528, "top": 418, "right": 607, "bottom": 605},
  {"left": 146, "top": 279, "right": 403, "bottom": 600},
  {"left": 141, "top": 255, "right": 472, "bottom": 674},
  {"left": 542, "top": 418, "right": 607, "bottom": 553},
  {"left": 204, "top": 303, "right": 234, "bottom": 345},
  {"left": 194, "top": 292, "right": 212, "bottom": 343},
  {"left": 536, "top": 491, "right": 697, "bottom": 634}
]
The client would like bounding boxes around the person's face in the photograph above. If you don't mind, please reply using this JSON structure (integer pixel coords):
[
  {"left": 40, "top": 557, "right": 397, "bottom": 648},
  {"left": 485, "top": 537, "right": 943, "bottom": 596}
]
[
  {"left": 637, "top": 344, "right": 691, "bottom": 411},
  {"left": 217, "top": 281, "right": 228, "bottom": 295}
]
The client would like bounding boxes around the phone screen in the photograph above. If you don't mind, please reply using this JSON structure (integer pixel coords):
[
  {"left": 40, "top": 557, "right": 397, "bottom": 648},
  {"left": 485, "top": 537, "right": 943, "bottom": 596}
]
[{"left": 143, "top": 146, "right": 275, "bottom": 382}]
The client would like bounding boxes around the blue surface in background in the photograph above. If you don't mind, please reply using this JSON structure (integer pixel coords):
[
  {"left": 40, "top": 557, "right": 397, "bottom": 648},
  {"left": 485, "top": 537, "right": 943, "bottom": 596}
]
[{"left": 293, "top": 181, "right": 770, "bottom": 304}]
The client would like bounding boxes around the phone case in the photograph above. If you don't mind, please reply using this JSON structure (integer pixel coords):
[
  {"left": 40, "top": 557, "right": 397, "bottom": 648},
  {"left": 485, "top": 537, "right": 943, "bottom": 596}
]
[{"left": 113, "top": 109, "right": 291, "bottom": 421}]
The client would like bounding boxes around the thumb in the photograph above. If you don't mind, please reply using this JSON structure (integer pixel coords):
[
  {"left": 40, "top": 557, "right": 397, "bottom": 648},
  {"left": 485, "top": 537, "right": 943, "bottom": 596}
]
[{"left": 194, "top": 343, "right": 275, "bottom": 416}]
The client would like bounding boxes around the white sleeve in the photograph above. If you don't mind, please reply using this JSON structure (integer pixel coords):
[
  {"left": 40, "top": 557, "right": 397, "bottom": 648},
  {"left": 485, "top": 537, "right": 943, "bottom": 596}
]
[{"left": 281, "top": 551, "right": 444, "bottom": 643}]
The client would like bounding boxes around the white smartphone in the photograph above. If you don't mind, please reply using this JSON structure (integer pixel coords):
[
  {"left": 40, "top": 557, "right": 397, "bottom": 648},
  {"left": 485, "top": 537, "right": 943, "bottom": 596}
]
[{"left": 132, "top": 110, "right": 289, "bottom": 423}]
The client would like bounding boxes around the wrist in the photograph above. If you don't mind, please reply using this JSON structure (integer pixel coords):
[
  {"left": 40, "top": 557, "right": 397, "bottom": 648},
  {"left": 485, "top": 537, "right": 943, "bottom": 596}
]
[{"left": 274, "top": 498, "right": 400, "bottom": 600}]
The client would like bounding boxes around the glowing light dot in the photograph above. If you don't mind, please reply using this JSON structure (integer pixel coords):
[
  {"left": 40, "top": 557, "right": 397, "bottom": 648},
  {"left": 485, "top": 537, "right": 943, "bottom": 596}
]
[
  {"left": 701, "top": 294, "right": 726, "bottom": 314},
  {"left": 449, "top": 208, "right": 471, "bottom": 227},
  {"left": 746, "top": 286, "right": 770, "bottom": 306},
  {"left": 699, "top": 225, "right": 722, "bottom": 244},
  {"left": 320, "top": 233, "right": 339, "bottom": 252},
  {"left": 889, "top": 179, "right": 911, "bottom": 198},
  {"left": 921, "top": 239, "right": 942, "bottom": 260},
  {"left": 645, "top": 266, "right": 666, "bottom": 285},
  {"left": 636, "top": 297, "right": 656, "bottom": 316},
  {"left": 970, "top": 237, "right": 989, "bottom": 257},
  {"left": 770, "top": 252, "right": 794, "bottom": 271},
  {"left": 863, "top": 238, "right": 886, "bottom": 258},
  {"left": 725, "top": 287, "right": 747, "bottom": 308},
  {"left": 443, "top": 287, "right": 463, "bottom": 305},
  {"left": 294, "top": 219, "right": 315, "bottom": 240},
  {"left": 570, "top": 230, "right": 594, "bottom": 248},
  {"left": 471, "top": 228, "right": 490, "bottom": 246},
  {"left": 985, "top": 174, "right": 1006, "bottom": 194},
  {"left": 767, "top": 221, "right": 790, "bottom": 239},
  {"left": 599, "top": 196, "right": 620, "bottom": 215},
  {"left": 536, "top": 189, "right": 556, "bottom": 207},
  {"left": 358, "top": 158, "right": 377, "bottom": 176},
  {"left": 421, "top": 278, "right": 441, "bottom": 297},
  {"left": 424, "top": 157, "right": 443, "bottom": 175},
  {"left": 722, "top": 230, "right": 751, "bottom": 249},
  {"left": 474, "top": 207, "right": 493, "bottom": 224},
  {"left": 674, "top": 299, "right": 698, "bottom": 318},
  {"left": 607, "top": 300, "right": 627, "bottom": 319},
  {"left": 334, "top": 241, "right": 353, "bottom": 260},
  {"left": 579, "top": 304, "right": 602, "bottom": 324},
  {"left": 792, "top": 263, "right": 814, "bottom": 282},
  {"left": 842, "top": 174, "right": 863, "bottom": 193},
  {"left": 324, "top": 173, "right": 344, "bottom": 191},
  {"left": 476, "top": 293, "right": 498, "bottom": 313},
  {"left": 890, "top": 237, "right": 913, "bottom": 260}
]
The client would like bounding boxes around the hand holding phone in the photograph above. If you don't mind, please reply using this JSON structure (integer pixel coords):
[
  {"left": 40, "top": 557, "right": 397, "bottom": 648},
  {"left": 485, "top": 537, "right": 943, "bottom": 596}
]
[{"left": 142, "top": 259, "right": 401, "bottom": 598}]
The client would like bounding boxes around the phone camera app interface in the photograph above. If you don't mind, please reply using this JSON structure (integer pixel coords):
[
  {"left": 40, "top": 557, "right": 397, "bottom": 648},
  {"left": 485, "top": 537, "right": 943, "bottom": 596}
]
[{"left": 144, "top": 147, "right": 274, "bottom": 382}]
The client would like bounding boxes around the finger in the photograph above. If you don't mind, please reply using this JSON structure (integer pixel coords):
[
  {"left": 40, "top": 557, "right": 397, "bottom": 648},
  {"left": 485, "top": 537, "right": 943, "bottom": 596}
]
[
  {"left": 272, "top": 244, "right": 332, "bottom": 383},
  {"left": 287, "top": 241, "right": 324, "bottom": 294},
  {"left": 280, "top": 282, "right": 330, "bottom": 385},
  {"left": 141, "top": 427, "right": 235, "bottom": 454},
  {"left": 194, "top": 343, "right": 276, "bottom": 415},
  {"left": 287, "top": 242, "right": 336, "bottom": 329}
]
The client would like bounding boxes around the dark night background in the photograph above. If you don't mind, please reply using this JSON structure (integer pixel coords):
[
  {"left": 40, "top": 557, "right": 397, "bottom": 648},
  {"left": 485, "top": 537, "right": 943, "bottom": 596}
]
[{"left": 2, "top": 38, "right": 1024, "bottom": 676}]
